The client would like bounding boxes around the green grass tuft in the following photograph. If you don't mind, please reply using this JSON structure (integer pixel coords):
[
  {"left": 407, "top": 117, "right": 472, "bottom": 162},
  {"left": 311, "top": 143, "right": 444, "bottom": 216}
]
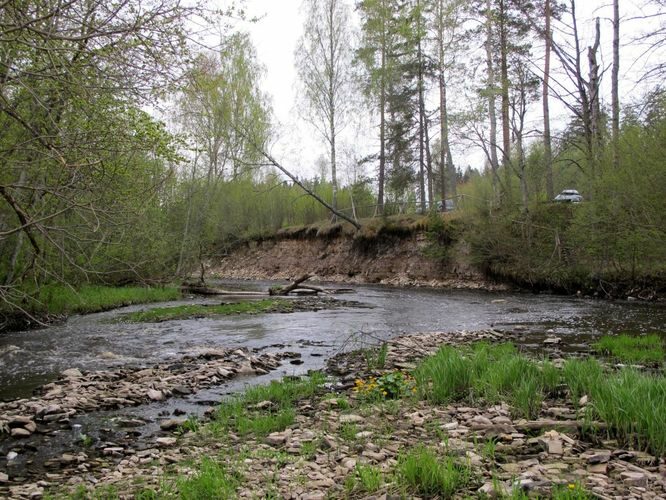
[
  {"left": 594, "top": 334, "right": 665, "bottom": 364},
  {"left": 210, "top": 372, "right": 325, "bottom": 439},
  {"left": 119, "top": 298, "right": 290, "bottom": 322},
  {"left": 397, "top": 445, "right": 472, "bottom": 497},
  {"left": 176, "top": 457, "right": 240, "bottom": 499},
  {"left": 354, "top": 463, "right": 383, "bottom": 493},
  {"left": 414, "top": 342, "right": 558, "bottom": 419},
  {"left": 37, "top": 285, "right": 180, "bottom": 316}
]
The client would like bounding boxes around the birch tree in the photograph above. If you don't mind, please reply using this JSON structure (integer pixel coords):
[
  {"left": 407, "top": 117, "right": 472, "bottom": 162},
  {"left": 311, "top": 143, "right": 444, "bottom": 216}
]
[{"left": 295, "top": 0, "right": 355, "bottom": 213}]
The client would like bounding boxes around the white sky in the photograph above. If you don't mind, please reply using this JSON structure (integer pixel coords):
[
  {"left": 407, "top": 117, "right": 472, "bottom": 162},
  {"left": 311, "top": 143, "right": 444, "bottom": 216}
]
[{"left": 229, "top": 0, "right": 664, "bottom": 181}]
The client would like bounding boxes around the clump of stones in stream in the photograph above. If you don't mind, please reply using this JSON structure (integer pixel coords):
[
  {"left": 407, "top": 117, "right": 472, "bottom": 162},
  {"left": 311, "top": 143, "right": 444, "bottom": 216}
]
[{"left": 3, "top": 329, "right": 666, "bottom": 499}]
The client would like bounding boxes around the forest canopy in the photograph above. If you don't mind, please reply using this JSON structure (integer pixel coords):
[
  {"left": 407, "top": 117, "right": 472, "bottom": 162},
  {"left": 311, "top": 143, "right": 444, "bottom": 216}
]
[{"left": 1, "top": 0, "right": 664, "bottom": 320}]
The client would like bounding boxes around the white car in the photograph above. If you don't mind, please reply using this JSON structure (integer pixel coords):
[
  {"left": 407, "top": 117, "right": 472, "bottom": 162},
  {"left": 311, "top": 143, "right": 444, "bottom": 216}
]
[{"left": 554, "top": 189, "right": 583, "bottom": 203}]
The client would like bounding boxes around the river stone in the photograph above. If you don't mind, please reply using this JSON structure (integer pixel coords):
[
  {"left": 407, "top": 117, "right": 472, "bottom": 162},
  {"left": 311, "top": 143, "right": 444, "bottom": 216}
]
[
  {"left": 62, "top": 368, "right": 83, "bottom": 378},
  {"left": 147, "top": 389, "right": 164, "bottom": 401},
  {"left": 235, "top": 362, "right": 255, "bottom": 375},
  {"left": 581, "top": 450, "right": 611, "bottom": 464},
  {"left": 339, "top": 414, "right": 363, "bottom": 424},
  {"left": 470, "top": 415, "right": 493, "bottom": 428},
  {"left": 160, "top": 418, "right": 186, "bottom": 431},
  {"left": 479, "top": 481, "right": 511, "bottom": 497},
  {"left": 266, "top": 430, "right": 290, "bottom": 445},
  {"left": 156, "top": 437, "right": 177, "bottom": 447},
  {"left": 621, "top": 471, "right": 648, "bottom": 487},
  {"left": 8, "top": 415, "right": 33, "bottom": 427},
  {"left": 10, "top": 427, "right": 31, "bottom": 438},
  {"left": 0, "top": 472, "right": 7, "bottom": 483}
]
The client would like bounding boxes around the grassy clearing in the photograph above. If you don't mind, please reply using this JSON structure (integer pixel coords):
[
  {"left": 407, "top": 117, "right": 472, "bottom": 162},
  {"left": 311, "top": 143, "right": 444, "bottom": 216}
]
[
  {"left": 397, "top": 445, "right": 472, "bottom": 497},
  {"left": 118, "top": 298, "right": 289, "bottom": 323},
  {"left": 594, "top": 333, "right": 665, "bottom": 364},
  {"left": 209, "top": 372, "right": 325, "bottom": 439},
  {"left": 36, "top": 285, "right": 181, "bottom": 316}
]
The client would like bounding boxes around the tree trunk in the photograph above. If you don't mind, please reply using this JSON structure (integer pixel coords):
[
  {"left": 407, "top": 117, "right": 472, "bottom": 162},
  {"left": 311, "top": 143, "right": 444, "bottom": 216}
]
[
  {"left": 378, "top": 15, "right": 386, "bottom": 216},
  {"left": 612, "top": 0, "right": 620, "bottom": 169},
  {"left": 499, "top": 0, "right": 512, "bottom": 203},
  {"left": 424, "top": 103, "right": 434, "bottom": 207},
  {"left": 543, "top": 0, "right": 554, "bottom": 200},
  {"left": 588, "top": 17, "right": 602, "bottom": 180},
  {"left": 417, "top": 0, "right": 427, "bottom": 212},
  {"left": 329, "top": 0, "right": 339, "bottom": 215},
  {"left": 485, "top": 0, "right": 500, "bottom": 204}
]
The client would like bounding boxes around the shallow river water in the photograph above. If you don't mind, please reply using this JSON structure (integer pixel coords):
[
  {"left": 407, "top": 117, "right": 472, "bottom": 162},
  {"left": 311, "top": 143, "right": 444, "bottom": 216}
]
[{"left": 2, "top": 280, "right": 664, "bottom": 401}]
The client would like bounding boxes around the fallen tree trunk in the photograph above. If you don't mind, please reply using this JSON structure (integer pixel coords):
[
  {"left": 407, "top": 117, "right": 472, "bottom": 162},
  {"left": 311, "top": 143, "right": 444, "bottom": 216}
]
[
  {"left": 181, "top": 284, "right": 265, "bottom": 296},
  {"left": 270, "top": 274, "right": 312, "bottom": 296}
]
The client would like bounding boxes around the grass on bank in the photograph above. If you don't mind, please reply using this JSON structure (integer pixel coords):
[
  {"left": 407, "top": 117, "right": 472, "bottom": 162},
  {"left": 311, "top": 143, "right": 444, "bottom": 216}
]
[
  {"left": 414, "top": 342, "right": 560, "bottom": 419},
  {"left": 594, "top": 333, "right": 665, "bottom": 364},
  {"left": 51, "top": 343, "right": 666, "bottom": 499},
  {"left": 36, "top": 284, "right": 181, "bottom": 316},
  {"left": 118, "top": 298, "right": 289, "bottom": 323},
  {"left": 414, "top": 342, "right": 666, "bottom": 456},
  {"left": 209, "top": 372, "right": 326, "bottom": 438},
  {"left": 397, "top": 445, "right": 472, "bottom": 497}
]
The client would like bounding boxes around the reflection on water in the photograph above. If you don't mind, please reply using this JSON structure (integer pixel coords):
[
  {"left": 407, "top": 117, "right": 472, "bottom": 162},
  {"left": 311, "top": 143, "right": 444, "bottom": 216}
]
[{"left": 1, "top": 280, "right": 665, "bottom": 401}]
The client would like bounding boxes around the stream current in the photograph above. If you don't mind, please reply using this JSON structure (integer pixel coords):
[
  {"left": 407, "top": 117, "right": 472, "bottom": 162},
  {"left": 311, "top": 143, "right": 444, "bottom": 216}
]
[{"left": 2, "top": 280, "right": 664, "bottom": 401}]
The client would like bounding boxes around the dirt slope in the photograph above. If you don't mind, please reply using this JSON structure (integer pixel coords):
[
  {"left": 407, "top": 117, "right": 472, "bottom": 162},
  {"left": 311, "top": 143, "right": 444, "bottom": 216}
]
[{"left": 209, "top": 230, "right": 507, "bottom": 290}]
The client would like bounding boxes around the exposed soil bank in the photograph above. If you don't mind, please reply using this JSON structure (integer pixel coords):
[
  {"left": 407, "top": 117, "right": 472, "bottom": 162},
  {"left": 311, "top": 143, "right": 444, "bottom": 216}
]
[
  {"left": 210, "top": 225, "right": 664, "bottom": 300},
  {"left": 209, "top": 229, "right": 509, "bottom": 292}
]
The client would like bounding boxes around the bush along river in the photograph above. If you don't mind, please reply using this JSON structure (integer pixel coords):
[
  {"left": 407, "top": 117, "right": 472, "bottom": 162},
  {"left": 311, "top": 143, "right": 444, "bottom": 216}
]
[{"left": 0, "top": 280, "right": 665, "bottom": 498}]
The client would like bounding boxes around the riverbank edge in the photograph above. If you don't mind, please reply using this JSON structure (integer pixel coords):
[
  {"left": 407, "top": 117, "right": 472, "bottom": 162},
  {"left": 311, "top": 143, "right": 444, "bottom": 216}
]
[
  {"left": 0, "top": 286, "right": 182, "bottom": 334},
  {"left": 208, "top": 224, "right": 664, "bottom": 301},
  {"left": 7, "top": 329, "right": 665, "bottom": 499}
]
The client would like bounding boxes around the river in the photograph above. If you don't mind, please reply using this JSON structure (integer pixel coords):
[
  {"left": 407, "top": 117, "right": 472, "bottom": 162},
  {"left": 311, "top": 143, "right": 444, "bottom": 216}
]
[{"left": 2, "top": 280, "right": 664, "bottom": 402}]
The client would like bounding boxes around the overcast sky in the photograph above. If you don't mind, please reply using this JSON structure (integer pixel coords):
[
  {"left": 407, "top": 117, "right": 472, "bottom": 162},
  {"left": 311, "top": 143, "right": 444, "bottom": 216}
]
[{"left": 231, "top": 0, "right": 664, "bottom": 180}]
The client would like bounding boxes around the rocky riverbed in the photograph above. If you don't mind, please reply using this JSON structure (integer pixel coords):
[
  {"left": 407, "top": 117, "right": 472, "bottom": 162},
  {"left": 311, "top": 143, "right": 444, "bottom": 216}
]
[{"left": 2, "top": 328, "right": 664, "bottom": 498}]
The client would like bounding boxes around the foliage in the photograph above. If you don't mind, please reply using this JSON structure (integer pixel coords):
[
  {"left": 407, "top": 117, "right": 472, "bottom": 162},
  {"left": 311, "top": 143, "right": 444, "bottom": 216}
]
[
  {"left": 563, "top": 359, "right": 666, "bottom": 456},
  {"left": 423, "top": 212, "right": 460, "bottom": 262},
  {"left": 0, "top": 0, "right": 204, "bottom": 315},
  {"left": 414, "top": 342, "right": 560, "bottom": 419},
  {"left": 353, "top": 371, "right": 416, "bottom": 400},
  {"left": 351, "top": 463, "right": 384, "bottom": 494},
  {"left": 551, "top": 483, "right": 594, "bottom": 500},
  {"left": 210, "top": 373, "right": 325, "bottom": 438},
  {"left": 461, "top": 91, "right": 666, "bottom": 294},
  {"left": 364, "top": 343, "right": 389, "bottom": 370}
]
